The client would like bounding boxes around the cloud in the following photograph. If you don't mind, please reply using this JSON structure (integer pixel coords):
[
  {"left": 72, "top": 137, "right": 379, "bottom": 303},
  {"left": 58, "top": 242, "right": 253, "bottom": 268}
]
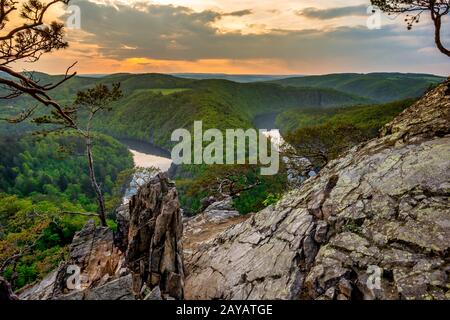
[
  {"left": 58, "top": 0, "right": 449, "bottom": 75},
  {"left": 297, "top": 5, "right": 369, "bottom": 20},
  {"left": 224, "top": 9, "right": 253, "bottom": 17}
]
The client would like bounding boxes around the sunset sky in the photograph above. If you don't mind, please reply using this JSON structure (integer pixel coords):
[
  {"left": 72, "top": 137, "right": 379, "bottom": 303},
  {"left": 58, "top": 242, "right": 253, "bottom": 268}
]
[{"left": 16, "top": 0, "right": 450, "bottom": 75}]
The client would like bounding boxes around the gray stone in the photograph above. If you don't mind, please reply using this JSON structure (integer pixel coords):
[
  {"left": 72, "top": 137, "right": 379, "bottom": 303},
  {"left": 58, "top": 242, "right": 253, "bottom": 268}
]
[{"left": 126, "top": 173, "right": 184, "bottom": 300}]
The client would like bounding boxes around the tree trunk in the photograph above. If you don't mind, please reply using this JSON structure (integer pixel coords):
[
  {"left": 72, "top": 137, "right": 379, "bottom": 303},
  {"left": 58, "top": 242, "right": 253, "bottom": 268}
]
[
  {"left": 86, "top": 137, "right": 107, "bottom": 226},
  {"left": 432, "top": 10, "right": 450, "bottom": 58},
  {"left": 0, "top": 277, "right": 18, "bottom": 301}
]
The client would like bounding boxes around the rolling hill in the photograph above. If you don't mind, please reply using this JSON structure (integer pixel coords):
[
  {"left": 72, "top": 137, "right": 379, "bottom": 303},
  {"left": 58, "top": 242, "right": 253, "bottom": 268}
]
[
  {"left": 0, "top": 73, "right": 369, "bottom": 148},
  {"left": 268, "top": 73, "right": 445, "bottom": 103},
  {"left": 1, "top": 72, "right": 442, "bottom": 149}
]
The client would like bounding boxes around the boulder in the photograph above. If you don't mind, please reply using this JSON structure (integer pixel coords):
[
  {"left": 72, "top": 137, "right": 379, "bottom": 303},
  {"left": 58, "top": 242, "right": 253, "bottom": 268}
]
[
  {"left": 19, "top": 173, "right": 185, "bottom": 300},
  {"left": 183, "top": 197, "right": 247, "bottom": 259}
]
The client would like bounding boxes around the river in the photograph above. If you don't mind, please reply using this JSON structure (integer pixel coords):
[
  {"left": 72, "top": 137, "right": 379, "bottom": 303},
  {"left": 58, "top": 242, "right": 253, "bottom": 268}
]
[
  {"left": 120, "top": 138, "right": 172, "bottom": 171},
  {"left": 120, "top": 139, "right": 173, "bottom": 203},
  {"left": 253, "top": 113, "right": 316, "bottom": 181},
  {"left": 253, "top": 112, "right": 284, "bottom": 147},
  {"left": 119, "top": 117, "right": 308, "bottom": 203}
]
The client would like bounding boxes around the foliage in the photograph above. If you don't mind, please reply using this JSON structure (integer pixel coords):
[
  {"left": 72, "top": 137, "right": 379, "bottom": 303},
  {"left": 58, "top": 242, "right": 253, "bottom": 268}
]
[
  {"left": 285, "top": 123, "right": 368, "bottom": 169},
  {"left": 262, "top": 193, "right": 282, "bottom": 207},
  {"left": 282, "top": 99, "right": 414, "bottom": 171},
  {"left": 0, "top": 132, "right": 134, "bottom": 289},
  {"left": 269, "top": 73, "right": 444, "bottom": 103},
  {"left": 0, "top": 133, "right": 133, "bottom": 209},
  {"left": 180, "top": 164, "right": 287, "bottom": 215},
  {"left": 277, "top": 99, "right": 414, "bottom": 135},
  {"left": 0, "top": 73, "right": 369, "bottom": 149},
  {"left": 0, "top": 193, "right": 88, "bottom": 290}
]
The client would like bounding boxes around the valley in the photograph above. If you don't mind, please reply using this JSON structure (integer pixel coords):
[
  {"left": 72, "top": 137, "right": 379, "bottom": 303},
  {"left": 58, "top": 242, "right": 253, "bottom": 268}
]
[
  {"left": 1, "top": 0, "right": 449, "bottom": 304},
  {"left": 0, "top": 71, "right": 446, "bottom": 295}
]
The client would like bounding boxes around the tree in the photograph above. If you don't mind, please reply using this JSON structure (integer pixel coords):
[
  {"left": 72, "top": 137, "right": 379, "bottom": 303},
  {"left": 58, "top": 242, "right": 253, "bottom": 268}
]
[
  {"left": 372, "top": 0, "right": 450, "bottom": 57},
  {"left": 0, "top": 0, "right": 77, "bottom": 126},
  {"left": 188, "top": 164, "right": 262, "bottom": 199},
  {"left": 71, "top": 83, "right": 123, "bottom": 226},
  {"left": 284, "top": 123, "right": 368, "bottom": 170}
]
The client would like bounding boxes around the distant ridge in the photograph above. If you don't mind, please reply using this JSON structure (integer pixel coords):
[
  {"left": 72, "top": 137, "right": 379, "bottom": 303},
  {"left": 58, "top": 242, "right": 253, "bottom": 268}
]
[
  {"left": 268, "top": 72, "right": 445, "bottom": 102},
  {"left": 170, "top": 73, "right": 303, "bottom": 83}
]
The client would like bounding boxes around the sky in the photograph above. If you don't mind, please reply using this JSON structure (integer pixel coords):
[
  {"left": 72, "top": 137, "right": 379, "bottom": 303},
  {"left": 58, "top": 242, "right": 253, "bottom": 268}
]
[{"left": 14, "top": 0, "right": 450, "bottom": 75}]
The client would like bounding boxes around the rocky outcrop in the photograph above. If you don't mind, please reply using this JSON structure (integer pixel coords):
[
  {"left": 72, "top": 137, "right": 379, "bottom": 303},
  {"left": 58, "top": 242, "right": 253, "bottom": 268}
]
[
  {"left": 20, "top": 220, "right": 127, "bottom": 300},
  {"left": 125, "top": 172, "right": 185, "bottom": 300},
  {"left": 19, "top": 173, "right": 185, "bottom": 300},
  {"left": 184, "top": 79, "right": 450, "bottom": 300}
]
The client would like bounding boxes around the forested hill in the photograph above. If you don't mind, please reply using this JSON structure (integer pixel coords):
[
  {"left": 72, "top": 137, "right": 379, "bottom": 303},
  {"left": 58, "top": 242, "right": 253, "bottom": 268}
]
[
  {"left": 267, "top": 73, "right": 444, "bottom": 103},
  {"left": 0, "top": 72, "right": 443, "bottom": 149},
  {"left": 0, "top": 72, "right": 369, "bottom": 148}
]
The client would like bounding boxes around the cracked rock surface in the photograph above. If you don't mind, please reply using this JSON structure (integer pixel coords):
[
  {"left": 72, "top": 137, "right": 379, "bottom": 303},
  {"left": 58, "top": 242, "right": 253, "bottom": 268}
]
[
  {"left": 184, "top": 79, "right": 450, "bottom": 300},
  {"left": 125, "top": 172, "right": 185, "bottom": 300},
  {"left": 19, "top": 220, "right": 126, "bottom": 300}
]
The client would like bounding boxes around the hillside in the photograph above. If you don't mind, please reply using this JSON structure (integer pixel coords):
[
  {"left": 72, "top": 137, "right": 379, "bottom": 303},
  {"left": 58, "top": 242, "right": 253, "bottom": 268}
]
[
  {"left": 269, "top": 73, "right": 444, "bottom": 103},
  {"left": 94, "top": 79, "right": 370, "bottom": 148},
  {"left": 276, "top": 99, "right": 415, "bottom": 135},
  {"left": 0, "top": 73, "right": 369, "bottom": 149},
  {"left": 0, "top": 133, "right": 133, "bottom": 290}
]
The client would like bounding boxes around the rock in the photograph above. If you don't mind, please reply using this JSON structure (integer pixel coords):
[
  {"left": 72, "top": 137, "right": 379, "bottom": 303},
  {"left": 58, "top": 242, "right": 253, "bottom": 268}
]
[
  {"left": 144, "top": 286, "right": 162, "bottom": 300},
  {"left": 125, "top": 172, "right": 184, "bottom": 300},
  {"left": 20, "top": 219, "right": 125, "bottom": 300},
  {"left": 83, "top": 274, "right": 134, "bottom": 300},
  {"left": 114, "top": 204, "right": 130, "bottom": 252},
  {"left": 19, "top": 174, "right": 186, "bottom": 301},
  {"left": 200, "top": 196, "right": 217, "bottom": 211},
  {"left": 0, "top": 277, "right": 18, "bottom": 300},
  {"left": 56, "top": 275, "right": 135, "bottom": 300},
  {"left": 18, "top": 269, "right": 58, "bottom": 300},
  {"left": 184, "top": 79, "right": 450, "bottom": 300},
  {"left": 183, "top": 197, "right": 248, "bottom": 261}
]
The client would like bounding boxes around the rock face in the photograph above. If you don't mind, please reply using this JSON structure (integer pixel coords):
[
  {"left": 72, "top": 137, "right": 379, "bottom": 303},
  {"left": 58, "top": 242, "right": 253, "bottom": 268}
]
[
  {"left": 183, "top": 197, "right": 248, "bottom": 256},
  {"left": 125, "top": 172, "right": 185, "bottom": 300},
  {"left": 20, "top": 220, "right": 128, "bottom": 300},
  {"left": 184, "top": 79, "right": 450, "bottom": 300}
]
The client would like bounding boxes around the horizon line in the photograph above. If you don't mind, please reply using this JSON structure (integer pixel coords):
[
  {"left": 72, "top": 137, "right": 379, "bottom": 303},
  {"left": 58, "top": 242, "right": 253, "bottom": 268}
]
[{"left": 32, "top": 71, "right": 447, "bottom": 78}]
